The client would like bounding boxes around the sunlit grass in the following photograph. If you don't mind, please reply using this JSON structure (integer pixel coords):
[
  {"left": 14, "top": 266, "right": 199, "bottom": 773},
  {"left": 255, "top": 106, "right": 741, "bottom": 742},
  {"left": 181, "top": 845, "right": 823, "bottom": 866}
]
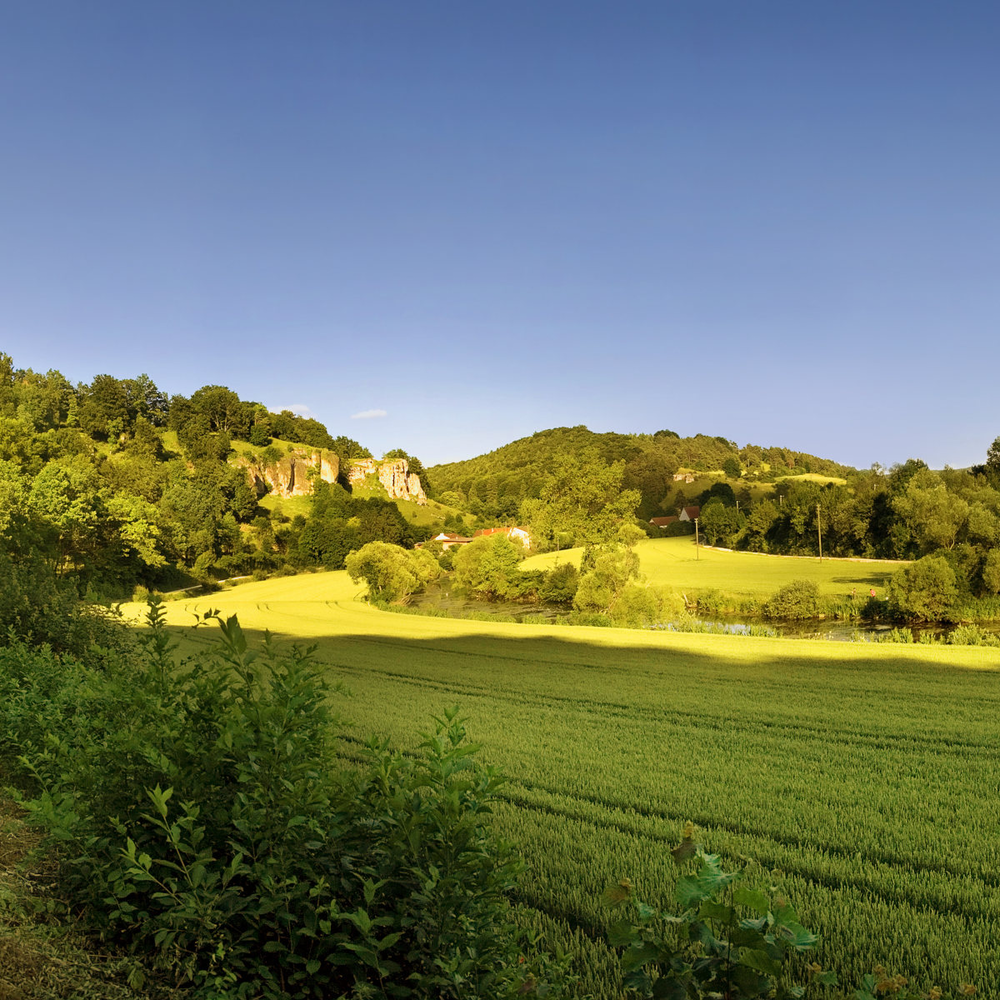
[
  {"left": 123, "top": 571, "right": 1000, "bottom": 997},
  {"left": 524, "top": 536, "right": 902, "bottom": 597}
]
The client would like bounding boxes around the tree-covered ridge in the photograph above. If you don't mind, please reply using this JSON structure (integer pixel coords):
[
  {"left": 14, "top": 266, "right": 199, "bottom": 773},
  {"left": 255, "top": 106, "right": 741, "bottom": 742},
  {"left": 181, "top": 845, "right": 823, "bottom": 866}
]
[
  {"left": 0, "top": 355, "right": 417, "bottom": 637},
  {"left": 428, "top": 424, "right": 853, "bottom": 521}
]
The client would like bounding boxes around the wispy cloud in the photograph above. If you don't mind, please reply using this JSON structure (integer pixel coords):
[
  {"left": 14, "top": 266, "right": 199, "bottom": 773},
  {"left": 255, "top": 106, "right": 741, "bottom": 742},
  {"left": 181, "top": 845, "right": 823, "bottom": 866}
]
[
  {"left": 351, "top": 408, "right": 388, "bottom": 420},
  {"left": 271, "top": 403, "right": 315, "bottom": 418}
]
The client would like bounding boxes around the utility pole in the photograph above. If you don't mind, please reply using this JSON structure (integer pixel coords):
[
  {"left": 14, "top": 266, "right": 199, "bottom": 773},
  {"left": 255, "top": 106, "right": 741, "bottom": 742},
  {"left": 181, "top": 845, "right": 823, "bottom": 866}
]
[
  {"left": 817, "top": 503, "right": 823, "bottom": 561},
  {"left": 695, "top": 517, "right": 700, "bottom": 560}
]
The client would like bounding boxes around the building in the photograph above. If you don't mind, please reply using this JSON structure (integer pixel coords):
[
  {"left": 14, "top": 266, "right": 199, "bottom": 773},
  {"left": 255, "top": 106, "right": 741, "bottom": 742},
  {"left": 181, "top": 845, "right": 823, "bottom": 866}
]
[
  {"left": 649, "top": 516, "right": 678, "bottom": 528},
  {"left": 472, "top": 526, "right": 531, "bottom": 548},
  {"left": 426, "top": 532, "right": 473, "bottom": 551}
]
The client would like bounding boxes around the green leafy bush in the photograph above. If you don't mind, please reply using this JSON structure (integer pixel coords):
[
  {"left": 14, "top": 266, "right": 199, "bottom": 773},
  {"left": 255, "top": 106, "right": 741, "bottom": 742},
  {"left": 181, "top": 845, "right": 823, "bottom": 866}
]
[
  {"left": 607, "top": 824, "right": 979, "bottom": 1000},
  {"left": 1, "top": 602, "right": 563, "bottom": 999},
  {"left": 763, "top": 580, "right": 819, "bottom": 620},
  {"left": 345, "top": 540, "right": 436, "bottom": 603},
  {"left": 606, "top": 830, "right": 837, "bottom": 998},
  {"left": 947, "top": 624, "right": 1000, "bottom": 647},
  {"left": 887, "top": 555, "right": 959, "bottom": 621}
]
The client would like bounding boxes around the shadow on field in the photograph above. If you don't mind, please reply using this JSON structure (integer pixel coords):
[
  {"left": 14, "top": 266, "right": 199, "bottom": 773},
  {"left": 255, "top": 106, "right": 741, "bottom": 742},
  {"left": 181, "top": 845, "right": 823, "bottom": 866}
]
[{"left": 152, "top": 617, "right": 1000, "bottom": 707}]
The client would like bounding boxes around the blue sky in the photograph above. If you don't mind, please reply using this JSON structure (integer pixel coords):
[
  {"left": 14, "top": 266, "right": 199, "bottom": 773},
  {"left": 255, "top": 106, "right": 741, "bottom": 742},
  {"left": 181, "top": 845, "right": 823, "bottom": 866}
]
[{"left": 2, "top": 2, "right": 998, "bottom": 469}]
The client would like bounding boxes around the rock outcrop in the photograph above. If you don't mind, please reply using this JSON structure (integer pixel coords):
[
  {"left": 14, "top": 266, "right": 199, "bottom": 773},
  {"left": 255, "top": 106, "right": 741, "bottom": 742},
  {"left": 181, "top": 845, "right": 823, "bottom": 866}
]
[
  {"left": 238, "top": 449, "right": 340, "bottom": 498},
  {"left": 348, "top": 458, "right": 427, "bottom": 504}
]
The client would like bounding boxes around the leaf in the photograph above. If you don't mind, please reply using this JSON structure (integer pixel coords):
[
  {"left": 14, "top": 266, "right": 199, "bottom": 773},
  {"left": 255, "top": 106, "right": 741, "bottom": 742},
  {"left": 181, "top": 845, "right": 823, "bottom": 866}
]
[
  {"left": 739, "top": 947, "right": 781, "bottom": 977},
  {"left": 652, "top": 975, "right": 689, "bottom": 1000},
  {"left": 608, "top": 920, "right": 638, "bottom": 948},
  {"left": 698, "top": 900, "right": 734, "bottom": 924},
  {"left": 675, "top": 875, "right": 710, "bottom": 908},
  {"left": 734, "top": 888, "right": 770, "bottom": 915},
  {"left": 732, "top": 963, "right": 768, "bottom": 995},
  {"left": 603, "top": 879, "right": 633, "bottom": 906},
  {"left": 670, "top": 838, "right": 697, "bottom": 863},
  {"left": 621, "top": 942, "right": 662, "bottom": 973},
  {"left": 377, "top": 931, "right": 402, "bottom": 951},
  {"left": 775, "top": 921, "right": 818, "bottom": 950}
]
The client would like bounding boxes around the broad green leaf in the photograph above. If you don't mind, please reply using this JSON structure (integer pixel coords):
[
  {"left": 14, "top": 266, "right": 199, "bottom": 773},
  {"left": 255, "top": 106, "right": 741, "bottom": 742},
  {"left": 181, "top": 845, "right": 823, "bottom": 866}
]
[
  {"left": 675, "top": 875, "right": 710, "bottom": 907},
  {"left": 652, "top": 975, "right": 689, "bottom": 1000},
  {"left": 622, "top": 941, "right": 662, "bottom": 973},
  {"left": 739, "top": 947, "right": 781, "bottom": 976},
  {"left": 734, "top": 888, "right": 770, "bottom": 915},
  {"left": 698, "top": 900, "right": 734, "bottom": 924}
]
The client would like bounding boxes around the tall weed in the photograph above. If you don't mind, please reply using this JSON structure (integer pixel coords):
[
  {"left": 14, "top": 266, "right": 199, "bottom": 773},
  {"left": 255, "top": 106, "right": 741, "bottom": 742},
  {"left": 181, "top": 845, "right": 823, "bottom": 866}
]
[{"left": 0, "top": 600, "right": 563, "bottom": 998}]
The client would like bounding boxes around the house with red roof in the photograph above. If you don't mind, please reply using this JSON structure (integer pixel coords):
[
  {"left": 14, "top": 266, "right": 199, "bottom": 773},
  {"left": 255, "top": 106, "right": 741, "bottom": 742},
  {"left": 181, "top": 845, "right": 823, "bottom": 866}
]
[
  {"left": 649, "top": 516, "right": 678, "bottom": 528},
  {"left": 472, "top": 526, "right": 531, "bottom": 548}
]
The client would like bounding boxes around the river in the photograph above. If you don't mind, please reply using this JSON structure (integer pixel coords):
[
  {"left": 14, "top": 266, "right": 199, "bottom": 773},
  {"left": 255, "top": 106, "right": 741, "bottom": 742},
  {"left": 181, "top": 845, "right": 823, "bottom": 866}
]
[{"left": 406, "top": 583, "right": 992, "bottom": 642}]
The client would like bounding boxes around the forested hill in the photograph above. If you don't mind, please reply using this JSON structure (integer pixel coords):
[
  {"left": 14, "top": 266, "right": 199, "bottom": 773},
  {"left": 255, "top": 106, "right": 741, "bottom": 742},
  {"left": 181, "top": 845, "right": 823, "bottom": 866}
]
[
  {"left": 0, "top": 355, "right": 423, "bottom": 623},
  {"left": 429, "top": 426, "right": 854, "bottom": 521}
]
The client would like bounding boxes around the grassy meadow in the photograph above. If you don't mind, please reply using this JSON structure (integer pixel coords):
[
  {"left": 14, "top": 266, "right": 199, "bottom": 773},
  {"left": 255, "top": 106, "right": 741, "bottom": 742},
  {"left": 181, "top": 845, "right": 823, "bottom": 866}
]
[
  {"left": 525, "top": 535, "right": 904, "bottom": 599},
  {"left": 125, "top": 571, "right": 1000, "bottom": 998}
]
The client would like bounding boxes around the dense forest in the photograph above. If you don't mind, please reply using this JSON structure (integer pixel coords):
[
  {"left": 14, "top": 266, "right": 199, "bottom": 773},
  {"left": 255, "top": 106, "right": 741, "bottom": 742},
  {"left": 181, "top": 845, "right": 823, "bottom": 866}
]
[
  {"left": 429, "top": 425, "right": 1000, "bottom": 618},
  {"left": 0, "top": 354, "right": 422, "bottom": 648},
  {"left": 429, "top": 425, "right": 853, "bottom": 521}
]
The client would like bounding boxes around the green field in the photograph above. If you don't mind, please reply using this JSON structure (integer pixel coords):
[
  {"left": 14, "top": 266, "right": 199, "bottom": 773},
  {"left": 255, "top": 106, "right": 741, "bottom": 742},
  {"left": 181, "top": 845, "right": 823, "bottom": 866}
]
[
  {"left": 525, "top": 536, "right": 903, "bottom": 599},
  {"left": 258, "top": 493, "right": 312, "bottom": 519},
  {"left": 125, "top": 574, "right": 1000, "bottom": 998}
]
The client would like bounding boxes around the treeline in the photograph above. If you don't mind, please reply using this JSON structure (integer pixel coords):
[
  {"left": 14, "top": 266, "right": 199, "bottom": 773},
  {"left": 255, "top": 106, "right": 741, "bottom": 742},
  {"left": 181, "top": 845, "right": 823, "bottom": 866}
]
[
  {"left": 0, "top": 355, "right": 414, "bottom": 643},
  {"left": 697, "top": 455, "right": 1000, "bottom": 617},
  {"left": 429, "top": 425, "right": 851, "bottom": 521}
]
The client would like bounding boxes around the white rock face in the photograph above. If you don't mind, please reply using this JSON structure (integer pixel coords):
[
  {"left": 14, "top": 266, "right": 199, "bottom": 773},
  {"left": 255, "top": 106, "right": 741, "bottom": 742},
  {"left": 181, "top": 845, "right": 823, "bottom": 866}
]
[
  {"left": 238, "top": 449, "right": 340, "bottom": 498},
  {"left": 348, "top": 458, "right": 427, "bottom": 504}
]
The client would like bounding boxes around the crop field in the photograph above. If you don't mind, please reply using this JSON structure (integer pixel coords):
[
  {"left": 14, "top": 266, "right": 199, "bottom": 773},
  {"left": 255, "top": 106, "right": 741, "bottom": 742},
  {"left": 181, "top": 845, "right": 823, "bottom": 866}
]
[
  {"left": 127, "top": 573, "right": 1000, "bottom": 998},
  {"left": 524, "top": 536, "right": 903, "bottom": 599}
]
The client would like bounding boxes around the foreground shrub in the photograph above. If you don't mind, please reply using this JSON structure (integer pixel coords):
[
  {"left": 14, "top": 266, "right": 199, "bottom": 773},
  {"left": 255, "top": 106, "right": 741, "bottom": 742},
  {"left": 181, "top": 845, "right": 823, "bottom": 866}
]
[
  {"left": 2, "top": 602, "right": 561, "bottom": 999},
  {"left": 606, "top": 825, "right": 837, "bottom": 998},
  {"left": 608, "top": 824, "right": 977, "bottom": 1000}
]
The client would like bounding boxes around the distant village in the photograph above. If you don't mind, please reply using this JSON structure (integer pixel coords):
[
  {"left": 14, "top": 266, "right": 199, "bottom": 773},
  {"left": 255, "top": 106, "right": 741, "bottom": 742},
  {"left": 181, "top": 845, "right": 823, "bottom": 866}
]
[{"left": 426, "top": 503, "right": 702, "bottom": 552}]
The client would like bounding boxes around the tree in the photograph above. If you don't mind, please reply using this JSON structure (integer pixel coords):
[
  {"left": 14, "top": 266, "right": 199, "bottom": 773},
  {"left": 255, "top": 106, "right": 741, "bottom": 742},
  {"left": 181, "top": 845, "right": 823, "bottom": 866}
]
[
  {"left": 519, "top": 450, "right": 640, "bottom": 550},
  {"left": 980, "top": 436, "right": 1000, "bottom": 490},
  {"left": 982, "top": 548, "right": 1000, "bottom": 595},
  {"left": 453, "top": 534, "right": 524, "bottom": 599},
  {"left": 28, "top": 457, "right": 106, "bottom": 572},
  {"left": 888, "top": 554, "right": 959, "bottom": 621},
  {"left": 743, "top": 498, "right": 777, "bottom": 552},
  {"left": 124, "top": 374, "right": 168, "bottom": 426},
  {"left": 190, "top": 385, "right": 244, "bottom": 435},
  {"left": 572, "top": 523, "right": 653, "bottom": 623},
  {"left": 722, "top": 456, "right": 741, "bottom": 479},
  {"left": 105, "top": 492, "right": 166, "bottom": 571},
  {"left": 332, "top": 435, "right": 372, "bottom": 460},
  {"left": 345, "top": 542, "right": 428, "bottom": 603},
  {"left": 699, "top": 499, "right": 745, "bottom": 548},
  {"left": 892, "top": 469, "right": 968, "bottom": 553},
  {"left": 78, "top": 374, "right": 130, "bottom": 439}
]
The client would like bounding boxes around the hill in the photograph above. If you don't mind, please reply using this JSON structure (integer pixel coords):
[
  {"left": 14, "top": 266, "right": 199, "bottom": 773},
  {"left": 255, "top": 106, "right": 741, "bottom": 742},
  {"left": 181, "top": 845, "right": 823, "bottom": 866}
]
[
  {"left": 428, "top": 425, "right": 854, "bottom": 521},
  {"left": 0, "top": 356, "right": 441, "bottom": 614}
]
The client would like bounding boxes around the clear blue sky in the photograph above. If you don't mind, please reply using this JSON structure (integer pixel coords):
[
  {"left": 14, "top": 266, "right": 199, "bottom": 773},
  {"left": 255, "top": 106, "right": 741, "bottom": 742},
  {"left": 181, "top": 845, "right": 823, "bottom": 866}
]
[{"left": 2, "top": 2, "right": 997, "bottom": 469}]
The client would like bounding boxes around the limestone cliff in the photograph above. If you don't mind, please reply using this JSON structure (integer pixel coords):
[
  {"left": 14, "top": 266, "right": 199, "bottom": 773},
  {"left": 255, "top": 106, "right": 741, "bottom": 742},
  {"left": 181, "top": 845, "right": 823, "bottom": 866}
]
[
  {"left": 238, "top": 449, "right": 340, "bottom": 498},
  {"left": 347, "top": 458, "right": 427, "bottom": 504}
]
